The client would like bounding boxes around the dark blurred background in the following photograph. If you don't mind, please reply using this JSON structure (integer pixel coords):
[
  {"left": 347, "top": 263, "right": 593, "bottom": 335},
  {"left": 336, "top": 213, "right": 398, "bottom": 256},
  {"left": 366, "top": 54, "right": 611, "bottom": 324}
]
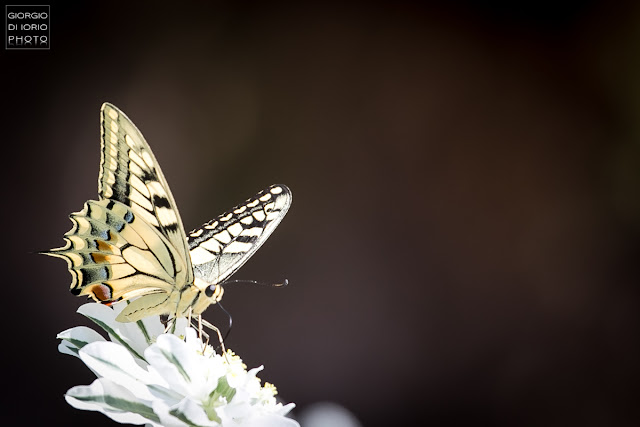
[{"left": 1, "top": 1, "right": 639, "bottom": 425}]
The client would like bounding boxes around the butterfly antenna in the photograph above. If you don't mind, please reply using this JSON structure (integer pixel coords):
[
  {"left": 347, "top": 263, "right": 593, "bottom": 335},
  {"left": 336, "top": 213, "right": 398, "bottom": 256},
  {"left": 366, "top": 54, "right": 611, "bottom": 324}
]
[{"left": 223, "top": 278, "right": 289, "bottom": 288}]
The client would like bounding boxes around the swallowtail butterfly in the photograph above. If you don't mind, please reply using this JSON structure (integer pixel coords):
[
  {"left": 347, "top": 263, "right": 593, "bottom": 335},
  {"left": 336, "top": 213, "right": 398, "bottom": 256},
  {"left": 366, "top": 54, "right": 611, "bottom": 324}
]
[{"left": 47, "top": 103, "right": 291, "bottom": 324}]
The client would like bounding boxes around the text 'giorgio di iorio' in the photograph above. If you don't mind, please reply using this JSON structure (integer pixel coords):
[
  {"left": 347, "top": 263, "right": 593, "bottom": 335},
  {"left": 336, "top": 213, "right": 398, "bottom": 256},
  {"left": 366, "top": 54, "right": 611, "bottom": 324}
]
[{"left": 5, "top": 5, "right": 50, "bottom": 50}]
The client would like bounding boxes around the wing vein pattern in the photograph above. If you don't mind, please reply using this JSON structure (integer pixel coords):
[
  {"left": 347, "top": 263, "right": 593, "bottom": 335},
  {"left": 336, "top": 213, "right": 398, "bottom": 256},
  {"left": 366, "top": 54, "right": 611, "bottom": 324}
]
[{"left": 188, "top": 185, "right": 292, "bottom": 285}]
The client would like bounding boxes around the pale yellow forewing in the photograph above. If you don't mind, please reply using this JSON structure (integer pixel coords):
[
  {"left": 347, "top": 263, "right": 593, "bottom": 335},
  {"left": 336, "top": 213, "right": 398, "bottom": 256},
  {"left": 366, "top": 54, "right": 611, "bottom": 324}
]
[{"left": 99, "top": 103, "right": 193, "bottom": 286}]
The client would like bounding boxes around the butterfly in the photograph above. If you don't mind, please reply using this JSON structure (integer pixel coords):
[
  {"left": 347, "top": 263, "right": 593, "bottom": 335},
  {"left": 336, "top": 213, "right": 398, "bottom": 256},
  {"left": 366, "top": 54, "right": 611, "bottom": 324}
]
[{"left": 46, "top": 103, "right": 291, "bottom": 326}]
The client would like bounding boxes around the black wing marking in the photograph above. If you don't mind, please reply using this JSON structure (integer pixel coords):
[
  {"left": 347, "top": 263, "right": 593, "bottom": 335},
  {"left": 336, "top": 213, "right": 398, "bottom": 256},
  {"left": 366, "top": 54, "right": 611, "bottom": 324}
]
[{"left": 187, "top": 184, "right": 292, "bottom": 285}]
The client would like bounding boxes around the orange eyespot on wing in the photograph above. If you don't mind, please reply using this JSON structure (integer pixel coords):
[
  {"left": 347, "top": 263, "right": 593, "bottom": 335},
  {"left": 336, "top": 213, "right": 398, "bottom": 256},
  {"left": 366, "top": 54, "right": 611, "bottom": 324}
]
[{"left": 88, "top": 283, "right": 113, "bottom": 302}]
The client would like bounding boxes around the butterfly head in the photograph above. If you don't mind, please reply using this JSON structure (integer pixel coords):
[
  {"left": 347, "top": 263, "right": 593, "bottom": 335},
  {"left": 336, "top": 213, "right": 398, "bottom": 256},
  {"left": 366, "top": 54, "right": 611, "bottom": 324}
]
[
  {"left": 193, "top": 277, "right": 225, "bottom": 305},
  {"left": 205, "top": 283, "right": 225, "bottom": 303}
]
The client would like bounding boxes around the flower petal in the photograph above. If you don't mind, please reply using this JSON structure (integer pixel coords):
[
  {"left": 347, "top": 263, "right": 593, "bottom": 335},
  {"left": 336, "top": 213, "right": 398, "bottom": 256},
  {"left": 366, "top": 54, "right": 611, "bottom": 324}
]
[
  {"left": 65, "top": 377, "right": 159, "bottom": 425},
  {"left": 242, "top": 413, "right": 301, "bottom": 427},
  {"left": 219, "top": 399, "right": 252, "bottom": 422},
  {"left": 145, "top": 332, "right": 208, "bottom": 398},
  {"left": 78, "top": 303, "right": 149, "bottom": 361},
  {"left": 79, "top": 341, "right": 164, "bottom": 401},
  {"left": 169, "top": 397, "right": 220, "bottom": 427},
  {"left": 275, "top": 403, "right": 296, "bottom": 417},
  {"left": 112, "top": 302, "right": 191, "bottom": 348},
  {"left": 112, "top": 302, "right": 165, "bottom": 343},
  {"left": 170, "top": 316, "right": 190, "bottom": 338},
  {"left": 151, "top": 400, "right": 191, "bottom": 427},
  {"left": 57, "top": 326, "right": 106, "bottom": 358}
]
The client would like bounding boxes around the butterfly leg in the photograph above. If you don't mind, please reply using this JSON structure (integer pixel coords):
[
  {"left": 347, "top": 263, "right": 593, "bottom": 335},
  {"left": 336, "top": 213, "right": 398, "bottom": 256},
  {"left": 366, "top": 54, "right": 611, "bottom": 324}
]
[
  {"left": 187, "top": 307, "right": 193, "bottom": 331},
  {"left": 197, "top": 315, "right": 211, "bottom": 353},
  {"left": 190, "top": 310, "right": 208, "bottom": 345},
  {"left": 200, "top": 317, "right": 229, "bottom": 362},
  {"left": 164, "top": 317, "right": 177, "bottom": 334},
  {"left": 183, "top": 315, "right": 210, "bottom": 353}
]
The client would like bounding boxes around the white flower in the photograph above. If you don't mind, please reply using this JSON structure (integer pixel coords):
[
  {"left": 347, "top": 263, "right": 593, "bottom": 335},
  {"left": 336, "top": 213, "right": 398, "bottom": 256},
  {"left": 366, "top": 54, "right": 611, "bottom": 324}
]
[{"left": 58, "top": 303, "right": 298, "bottom": 427}]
